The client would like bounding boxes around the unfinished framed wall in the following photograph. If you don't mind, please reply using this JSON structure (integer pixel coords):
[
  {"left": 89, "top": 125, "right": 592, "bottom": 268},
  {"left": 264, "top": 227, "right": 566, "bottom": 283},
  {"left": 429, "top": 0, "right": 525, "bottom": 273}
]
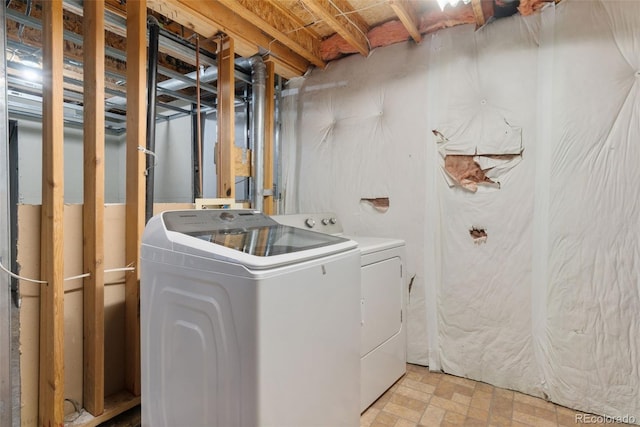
[{"left": 7, "top": 0, "right": 280, "bottom": 424}]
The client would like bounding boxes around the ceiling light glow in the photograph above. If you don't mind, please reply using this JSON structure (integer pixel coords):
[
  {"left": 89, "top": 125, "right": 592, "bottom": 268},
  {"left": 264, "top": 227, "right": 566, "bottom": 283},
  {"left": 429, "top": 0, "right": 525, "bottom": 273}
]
[{"left": 437, "top": 0, "right": 472, "bottom": 11}]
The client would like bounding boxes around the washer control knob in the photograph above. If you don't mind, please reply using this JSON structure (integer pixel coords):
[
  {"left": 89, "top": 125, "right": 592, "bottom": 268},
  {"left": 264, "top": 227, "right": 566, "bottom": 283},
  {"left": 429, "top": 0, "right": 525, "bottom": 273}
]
[
  {"left": 219, "top": 211, "right": 235, "bottom": 221},
  {"left": 329, "top": 217, "right": 337, "bottom": 224},
  {"left": 321, "top": 218, "right": 330, "bottom": 225},
  {"left": 305, "top": 218, "right": 316, "bottom": 228}
]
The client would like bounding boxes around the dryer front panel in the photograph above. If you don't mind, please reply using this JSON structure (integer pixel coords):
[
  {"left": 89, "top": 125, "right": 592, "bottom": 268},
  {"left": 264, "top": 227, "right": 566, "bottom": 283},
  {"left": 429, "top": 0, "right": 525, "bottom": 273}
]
[{"left": 361, "top": 256, "right": 403, "bottom": 357}]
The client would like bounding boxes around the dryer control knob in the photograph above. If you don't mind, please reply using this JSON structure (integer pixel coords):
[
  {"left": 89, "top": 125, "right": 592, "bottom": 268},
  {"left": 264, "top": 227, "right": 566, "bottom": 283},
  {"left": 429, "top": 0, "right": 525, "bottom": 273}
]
[
  {"left": 305, "top": 218, "right": 316, "bottom": 228},
  {"left": 329, "top": 217, "right": 337, "bottom": 224},
  {"left": 321, "top": 218, "right": 330, "bottom": 225}
]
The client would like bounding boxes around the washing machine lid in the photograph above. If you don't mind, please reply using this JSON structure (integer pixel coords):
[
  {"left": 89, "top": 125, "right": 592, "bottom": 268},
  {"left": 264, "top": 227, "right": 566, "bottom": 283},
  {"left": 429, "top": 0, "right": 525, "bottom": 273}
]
[{"left": 157, "top": 210, "right": 357, "bottom": 269}]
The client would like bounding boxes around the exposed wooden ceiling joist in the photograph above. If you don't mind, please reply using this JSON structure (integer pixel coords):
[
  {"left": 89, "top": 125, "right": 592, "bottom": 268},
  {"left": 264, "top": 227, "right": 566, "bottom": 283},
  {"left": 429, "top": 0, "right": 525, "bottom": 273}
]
[
  {"left": 63, "top": 0, "right": 217, "bottom": 69},
  {"left": 471, "top": 0, "right": 486, "bottom": 27},
  {"left": 388, "top": 0, "right": 421, "bottom": 43},
  {"left": 148, "top": 0, "right": 312, "bottom": 78},
  {"left": 216, "top": 0, "right": 324, "bottom": 68},
  {"left": 300, "top": 0, "right": 370, "bottom": 57}
]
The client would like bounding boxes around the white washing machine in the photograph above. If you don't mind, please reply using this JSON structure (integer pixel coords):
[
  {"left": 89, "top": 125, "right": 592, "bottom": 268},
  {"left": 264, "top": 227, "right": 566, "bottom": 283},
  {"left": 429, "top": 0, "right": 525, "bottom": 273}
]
[
  {"left": 140, "top": 209, "right": 361, "bottom": 427},
  {"left": 273, "top": 213, "right": 407, "bottom": 412}
]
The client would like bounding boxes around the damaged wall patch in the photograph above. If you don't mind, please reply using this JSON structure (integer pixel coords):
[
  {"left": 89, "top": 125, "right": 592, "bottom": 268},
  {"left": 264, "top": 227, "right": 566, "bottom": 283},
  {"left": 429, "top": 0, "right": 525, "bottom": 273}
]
[
  {"left": 469, "top": 227, "right": 487, "bottom": 244},
  {"left": 443, "top": 153, "right": 522, "bottom": 192},
  {"left": 360, "top": 197, "right": 390, "bottom": 213},
  {"left": 433, "top": 125, "right": 523, "bottom": 193}
]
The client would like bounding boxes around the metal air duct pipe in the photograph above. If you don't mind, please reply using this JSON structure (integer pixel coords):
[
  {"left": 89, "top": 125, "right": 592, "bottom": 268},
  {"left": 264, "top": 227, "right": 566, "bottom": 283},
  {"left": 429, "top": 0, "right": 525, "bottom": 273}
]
[
  {"left": 145, "top": 16, "right": 160, "bottom": 224},
  {"left": 249, "top": 55, "right": 266, "bottom": 212}
]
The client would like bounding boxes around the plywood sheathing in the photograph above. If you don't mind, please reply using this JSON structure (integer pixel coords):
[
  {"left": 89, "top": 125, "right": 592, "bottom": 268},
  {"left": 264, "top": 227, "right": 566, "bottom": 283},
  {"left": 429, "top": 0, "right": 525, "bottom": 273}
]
[
  {"left": 18, "top": 205, "right": 129, "bottom": 426},
  {"left": 18, "top": 204, "right": 193, "bottom": 426}
]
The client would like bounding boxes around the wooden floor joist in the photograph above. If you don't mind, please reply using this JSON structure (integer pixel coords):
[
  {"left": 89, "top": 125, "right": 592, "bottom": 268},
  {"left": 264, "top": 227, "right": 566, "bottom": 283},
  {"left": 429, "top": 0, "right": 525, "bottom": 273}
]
[
  {"left": 83, "top": 0, "right": 106, "bottom": 416},
  {"left": 124, "top": 0, "right": 146, "bottom": 397},
  {"left": 39, "top": 1, "right": 65, "bottom": 425}
]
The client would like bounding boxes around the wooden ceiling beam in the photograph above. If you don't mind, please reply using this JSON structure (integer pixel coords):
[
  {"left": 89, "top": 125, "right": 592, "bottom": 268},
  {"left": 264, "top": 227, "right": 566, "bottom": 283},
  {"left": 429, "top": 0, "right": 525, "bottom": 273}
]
[
  {"left": 148, "top": 0, "right": 312, "bottom": 78},
  {"left": 216, "top": 0, "right": 324, "bottom": 68},
  {"left": 471, "top": 0, "right": 486, "bottom": 27},
  {"left": 300, "top": 0, "right": 370, "bottom": 57},
  {"left": 62, "top": 1, "right": 215, "bottom": 69},
  {"left": 264, "top": 0, "right": 321, "bottom": 39},
  {"left": 263, "top": 54, "right": 308, "bottom": 79},
  {"left": 388, "top": 0, "right": 422, "bottom": 43}
]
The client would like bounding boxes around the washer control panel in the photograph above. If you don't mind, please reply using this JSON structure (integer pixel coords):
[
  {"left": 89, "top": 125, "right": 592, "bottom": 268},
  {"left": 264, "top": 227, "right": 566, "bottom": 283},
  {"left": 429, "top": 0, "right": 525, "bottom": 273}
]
[{"left": 273, "top": 213, "right": 343, "bottom": 235}]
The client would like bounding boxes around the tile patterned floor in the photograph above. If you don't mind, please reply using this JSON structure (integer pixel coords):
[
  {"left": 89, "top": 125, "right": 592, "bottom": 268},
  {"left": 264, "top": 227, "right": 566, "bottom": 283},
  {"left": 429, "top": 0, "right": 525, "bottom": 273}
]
[{"left": 361, "top": 364, "right": 634, "bottom": 427}]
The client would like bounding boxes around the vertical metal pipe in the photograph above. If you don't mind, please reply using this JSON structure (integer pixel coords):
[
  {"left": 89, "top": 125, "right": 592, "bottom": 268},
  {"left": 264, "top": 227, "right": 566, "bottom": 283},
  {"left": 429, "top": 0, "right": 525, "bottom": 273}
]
[
  {"left": 248, "top": 56, "right": 266, "bottom": 212},
  {"left": 145, "top": 16, "right": 160, "bottom": 223},
  {"left": 191, "top": 104, "right": 202, "bottom": 199},
  {"left": 274, "top": 75, "right": 282, "bottom": 214}
]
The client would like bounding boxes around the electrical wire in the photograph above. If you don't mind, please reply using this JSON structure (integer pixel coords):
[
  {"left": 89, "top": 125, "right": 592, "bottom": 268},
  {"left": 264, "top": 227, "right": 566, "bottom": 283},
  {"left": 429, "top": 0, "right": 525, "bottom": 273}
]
[
  {"left": 64, "top": 398, "right": 83, "bottom": 423},
  {"left": 338, "top": 0, "right": 386, "bottom": 17},
  {"left": 327, "top": 0, "right": 372, "bottom": 52},
  {"left": 64, "top": 272, "right": 90, "bottom": 281},
  {"left": 105, "top": 266, "right": 136, "bottom": 274},
  {"left": 0, "top": 259, "right": 46, "bottom": 284},
  {"left": 0, "top": 258, "right": 135, "bottom": 285},
  {"left": 138, "top": 145, "right": 157, "bottom": 176}
]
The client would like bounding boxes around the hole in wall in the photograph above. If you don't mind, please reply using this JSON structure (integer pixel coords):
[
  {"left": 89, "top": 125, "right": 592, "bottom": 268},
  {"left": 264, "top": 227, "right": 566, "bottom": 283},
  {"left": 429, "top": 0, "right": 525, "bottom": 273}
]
[
  {"left": 469, "top": 227, "right": 487, "bottom": 244},
  {"left": 443, "top": 153, "right": 522, "bottom": 192},
  {"left": 433, "top": 117, "right": 523, "bottom": 193},
  {"left": 360, "top": 197, "right": 390, "bottom": 213}
]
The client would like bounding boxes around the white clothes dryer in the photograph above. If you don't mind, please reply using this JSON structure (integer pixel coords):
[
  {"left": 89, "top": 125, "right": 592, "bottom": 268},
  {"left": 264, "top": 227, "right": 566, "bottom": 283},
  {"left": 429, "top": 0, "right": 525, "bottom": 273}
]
[
  {"left": 273, "top": 213, "right": 407, "bottom": 412},
  {"left": 141, "top": 209, "right": 361, "bottom": 427}
]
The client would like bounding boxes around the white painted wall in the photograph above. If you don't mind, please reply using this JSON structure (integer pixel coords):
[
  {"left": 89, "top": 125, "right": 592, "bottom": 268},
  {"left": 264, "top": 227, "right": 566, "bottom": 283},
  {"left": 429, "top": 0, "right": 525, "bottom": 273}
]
[
  {"left": 152, "top": 116, "right": 193, "bottom": 203},
  {"left": 15, "top": 115, "right": 194, "bottom": 204},
  {"left": 202, "top": 107, "right": 250, "bottom": 200}
]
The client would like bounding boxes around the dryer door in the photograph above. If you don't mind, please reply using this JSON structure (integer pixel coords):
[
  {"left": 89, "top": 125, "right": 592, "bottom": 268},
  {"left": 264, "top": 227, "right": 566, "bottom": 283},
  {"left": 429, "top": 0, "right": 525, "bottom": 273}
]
[{"left": 361, "top": 256, "right": 402, "bottom": 357}]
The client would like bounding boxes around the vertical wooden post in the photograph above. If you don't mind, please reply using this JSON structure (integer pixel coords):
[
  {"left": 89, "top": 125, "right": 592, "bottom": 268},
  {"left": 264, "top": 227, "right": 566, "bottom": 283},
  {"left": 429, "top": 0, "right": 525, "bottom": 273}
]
[
  {"left": 83, "top": 0, "right": 105, "bottom": 416},
  {"left": 216, "top": 37, "right": 236, "bottom": 199},
  {"left": 125, "top": 0, "right": 146, "bottom": 397},
  {"left": 263, "top": 60, "right": 275, "bottom": 215},
  {"left": 39, "top": 1, "right": 65, "bottom": 425}
]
